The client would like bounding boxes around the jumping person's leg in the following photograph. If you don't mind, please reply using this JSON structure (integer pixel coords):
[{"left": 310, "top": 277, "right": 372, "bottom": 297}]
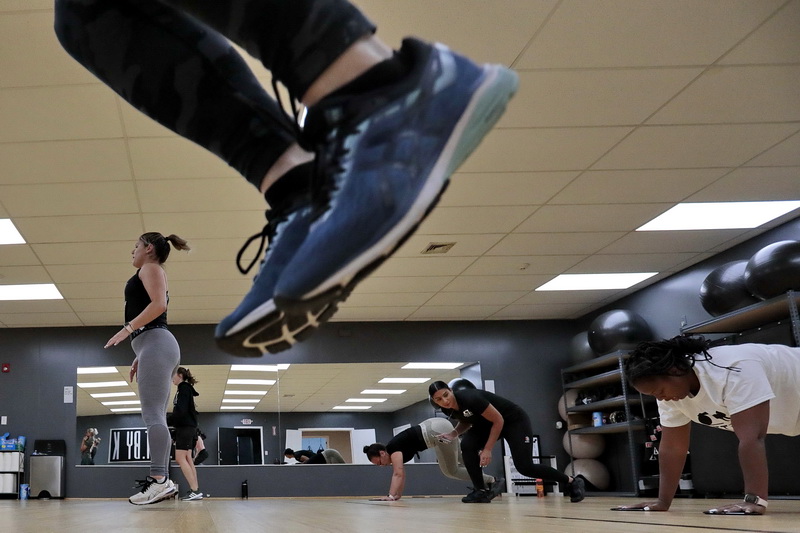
[{"left": 423, "top": 418, "right": 494, "bottom": 486}]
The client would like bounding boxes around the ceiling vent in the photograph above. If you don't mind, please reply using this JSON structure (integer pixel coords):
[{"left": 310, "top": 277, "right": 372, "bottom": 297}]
[{"left": 421, "top": 242, "right": 456, "bottom": 254}]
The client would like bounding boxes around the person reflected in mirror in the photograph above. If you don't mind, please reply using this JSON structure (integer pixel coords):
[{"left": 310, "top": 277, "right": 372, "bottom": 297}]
[
  {"left": 364, "top": 417, "right": 503, "bottom": 502},
  {"left": 104, "top": 232, "right": 189, "bottom": 505},
  {"left": 193, "top": 430, "right": 209, "bottom": 465},
  {"left": 429, "top": 381, "right": 585, "bottom": 504},
  {"left": 80, "top": 428, "right": 100, "bottom": 465},
  {"left": 171, "top": 367, "right": 203, "bottom": 501},
  {"left": 613, "top": 336, "right": 800, "bottom": 515},
  {"left": 284, "top": 447, "right": 345, "bottom": 464}
]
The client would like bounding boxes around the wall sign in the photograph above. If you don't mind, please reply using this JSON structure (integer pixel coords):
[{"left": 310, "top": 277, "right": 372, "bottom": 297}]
[{"left": 108, "top": 427, "right": 150, "bottom": 462}]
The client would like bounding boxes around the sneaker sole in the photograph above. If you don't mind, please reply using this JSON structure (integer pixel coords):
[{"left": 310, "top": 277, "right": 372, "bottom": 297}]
[
  {"left": 129, "top": 485, "right": 177, "bottom": 505},
  {"left": 276, "top": 63, "right": 519, "bottom": 315},
  {"left": 215, "top": 302, "right": 336, "bottom": 356}
]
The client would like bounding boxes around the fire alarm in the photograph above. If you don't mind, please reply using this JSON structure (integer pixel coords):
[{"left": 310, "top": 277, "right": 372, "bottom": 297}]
[{"left": 1, "top": 363, "right": 9, "bottom": 373}]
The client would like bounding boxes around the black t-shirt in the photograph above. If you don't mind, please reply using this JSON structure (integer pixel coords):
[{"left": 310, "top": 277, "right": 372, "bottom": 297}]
[
  {"left": 293, "top": 450, "right": 316, "bottom": 462},
  {"left": 124, "top": 269, "right": 168, "bottom": 327},
  {"left": 386, "top": 425, "right": 426, "bottom": 463},
  {"left": 440, "top": 389, "right": 525, "bottom": 429}
]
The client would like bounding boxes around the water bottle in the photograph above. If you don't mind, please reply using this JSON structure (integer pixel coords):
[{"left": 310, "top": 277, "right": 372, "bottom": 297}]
[
  {"left": 535, "top": 479, "right": 544, "bottom": 498},
  {"left": 241, "top": 479, "right": 248, "bottom": 499}
]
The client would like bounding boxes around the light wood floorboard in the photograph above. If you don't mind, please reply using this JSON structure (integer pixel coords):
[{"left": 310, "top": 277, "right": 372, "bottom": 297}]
[{"left": 1, "top": 496, "right": 798, "bottom": 532}]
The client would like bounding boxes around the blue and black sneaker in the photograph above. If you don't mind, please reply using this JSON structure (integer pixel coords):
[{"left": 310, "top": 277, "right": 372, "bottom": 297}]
[
  {"left": 273, "top": 37, "right": 518, "bottom": 315},
  {"left": 214, "top": 171, "right": 337, "bottom": 356}
]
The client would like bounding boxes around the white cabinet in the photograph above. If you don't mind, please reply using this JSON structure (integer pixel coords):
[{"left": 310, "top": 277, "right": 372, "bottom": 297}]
[{"left": 0, "top": 451, "right": 23, "bottom": 499}]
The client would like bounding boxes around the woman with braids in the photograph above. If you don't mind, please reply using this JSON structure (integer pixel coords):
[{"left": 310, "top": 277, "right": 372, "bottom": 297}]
[
  {"left": 614, "top": 336, "right": 800, "bottom": 515},
  {"left": 429, "top": 381, "right": 586, "bottom": 504},
  {"left": 363, "top": 417, "right": 504, "bottom": 502},
  {"left": 105, "top": 232, "right": 190, "bottom": 505}
]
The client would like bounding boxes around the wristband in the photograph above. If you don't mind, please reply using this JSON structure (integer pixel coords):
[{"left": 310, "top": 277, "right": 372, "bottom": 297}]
[{"left": 124, "top": 322, "right": 135, "bottom": 334}]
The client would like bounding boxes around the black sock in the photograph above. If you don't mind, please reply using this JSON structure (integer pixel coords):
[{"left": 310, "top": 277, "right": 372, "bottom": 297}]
[
  {"left": 323, "top": 50, "right": 412, "bottom": 101},
  {"left": 264, "top": 162, "right": 313, "bottom": 211}
]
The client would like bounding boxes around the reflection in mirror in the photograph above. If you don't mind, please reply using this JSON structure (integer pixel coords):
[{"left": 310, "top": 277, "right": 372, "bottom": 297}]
[{"left": 76, "top": 362, "right": 475, "bottom": 465}]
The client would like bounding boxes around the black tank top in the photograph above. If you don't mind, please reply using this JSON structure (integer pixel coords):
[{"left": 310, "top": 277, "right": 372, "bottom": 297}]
[{"left": 124, "top": 269, "right": 168, "bottom": 328}]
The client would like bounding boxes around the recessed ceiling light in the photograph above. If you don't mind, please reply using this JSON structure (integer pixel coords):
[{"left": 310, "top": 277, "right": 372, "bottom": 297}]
[
  {"left": 220, "top": 406, "right": 255, "bottom": 410},
  {"left": 0, "top": 219, "right": 25, "bottom": 245},
  {"left": 379, "top": 377, "right": 430, "bottom": 384},
  {"left": 224, "top": 390, "right": 268, "bottom": 395},
  {"left": 101, "top": 400, "right": 141, "bottom": 406},
  {"left": 401, "top": 363, "right": 462, "bottom": 370},
  {"left": 230, "top": 364, "right": 289, "bottom": 372},
  {"left": 637, "top": 200, "right": 800, "bottom": 231},
  {"left": 333, "top": 405, "right": 371, "bottom": 410},
  {"left": 536, "top": 273, "right": 658, "bottom": 291},
  {"left": 345, "top": 398, "right": 387, "bottom": 403},
  {"left": 227, "top": 379, "right": 275, "bottom": 385},
  {"left": 90, "top": 392, "right": 136, "bottom": 398},
  {"left": 221, "top": 399, "right": 261, "bottom": 403},
  {"left": 0, "top": 284, "right": 63, "bottom": 301},
  {"left": 77, "top": 367, "right": 119, "bottom": 374},
  {"left": 110, "top": 408, "right": 141, "bottom": 413},
  {"left": 77, "top": 381, "right": 129, "bottom": 388},
  {"left": 362, "top": 389, "right": 406, "bottom": 394}
]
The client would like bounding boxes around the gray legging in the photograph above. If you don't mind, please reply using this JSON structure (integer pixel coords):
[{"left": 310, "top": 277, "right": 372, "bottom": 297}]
[
  {"left": 419, "top": 418, "right": 495, "bottom": 487},
  {"left": 132, "top": 328, "right": 180, "bottom": 478}
]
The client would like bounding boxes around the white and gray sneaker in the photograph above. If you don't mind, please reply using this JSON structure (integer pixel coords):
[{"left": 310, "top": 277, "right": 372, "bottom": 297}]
[
  {"left": 181, "top": 490, "right": 204, "bottom": 501},
  {"left": 129, "top": 477, "right": 176, "bottom": 505}
]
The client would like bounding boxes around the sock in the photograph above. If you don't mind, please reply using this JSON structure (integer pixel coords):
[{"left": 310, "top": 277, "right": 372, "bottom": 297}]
[
  {"left": 322, "top": 50, "right": 412, "bottom": 101},
  {"left": 264, "top": 162, "right": 313, "bottom": 212}
]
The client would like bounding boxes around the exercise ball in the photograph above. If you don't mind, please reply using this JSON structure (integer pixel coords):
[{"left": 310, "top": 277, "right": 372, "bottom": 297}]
[
  {"left": 699, "top": 260, "right": 760, "bottom": 316},
  {"left": 562, "top": 432, "right": 605, "bottom": 459},
  {"left": 448, "top": 378, "right": 477, "bottom": 391},
  {"left": 557, "top": 389, "right": 579, "bottom": 421},
  {"left": 565, "top": 459, "right": 610, "bottom": 490},
  {"left": 588, "top": 309, "right": 653, "bottom": 355},
  {"left": 744, "top": 240, "right": 800, "bottom": 300},
  {"left": 570, "top": 331, "right": 596, "bottom": 364}
]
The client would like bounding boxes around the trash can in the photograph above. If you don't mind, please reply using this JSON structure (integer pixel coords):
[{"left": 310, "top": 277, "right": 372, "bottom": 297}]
[{"left": 29, "top": 440, "right": 66, "bottom": 499}]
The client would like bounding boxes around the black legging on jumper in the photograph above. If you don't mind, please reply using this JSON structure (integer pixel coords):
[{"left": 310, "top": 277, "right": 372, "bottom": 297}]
[
  {"left": 53, "top": 0, "right": 376, "bottom": 188},
  {"left": 461, "top": 411, "right": 570, "bottom": 490}
]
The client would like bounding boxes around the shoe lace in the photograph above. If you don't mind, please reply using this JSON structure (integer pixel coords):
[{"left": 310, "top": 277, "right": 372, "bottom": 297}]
[
  {"left": 133, "top": 478, "right": 154, "bottom": 493},
  {"left": 235, "top": 207, "right": 290, "bottom": 275}
]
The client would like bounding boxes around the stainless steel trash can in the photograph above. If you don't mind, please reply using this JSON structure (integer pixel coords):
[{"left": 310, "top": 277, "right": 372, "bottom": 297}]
[{"left": 30, "top": 439, "right": 66, "bottom": 499}]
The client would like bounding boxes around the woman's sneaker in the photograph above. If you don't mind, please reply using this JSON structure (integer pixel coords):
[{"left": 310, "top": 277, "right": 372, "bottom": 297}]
[
  {"left": 181, "top": 490, "right": 204, "bottom": 501},
  {"left": 461, "top": 488, "right": 492, "bottom": 503},
  {"left": 569, "top": 475, "right": 587, "bottom": 502},
  {"left": 129, "top": 477, "right": 176, "bottom": 505}
]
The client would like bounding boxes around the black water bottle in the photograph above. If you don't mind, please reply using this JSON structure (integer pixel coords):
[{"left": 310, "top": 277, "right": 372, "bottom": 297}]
[{"left": 241, "top": 479, "right": 248, "bottom": 500}]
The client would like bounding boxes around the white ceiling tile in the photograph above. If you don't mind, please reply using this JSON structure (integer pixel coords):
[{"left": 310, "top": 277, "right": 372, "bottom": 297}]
[
  {"left": 601, "top": 229, "right": 749, "bottom": 254},
  {"left": 137, "top": 178, "right": 264, "bottom": 213},
  {"left": 394, "top": 234, "right": 504, "bottom": 258},
  {"left": 517, "top": 0, "right": 784, "bottom": 68},
  {"left": 441, "top": 275, "right": 551, "bottom": 293},
  {"left": 490, "top": 303, "right": 590, "bottom": 319},
  {"left": 14, "top": 214, "right": 144, "bottom": 243},
  {"left": 0, "top": 244, "right": 41, "bottom": 266},
  {"left": 718, "top": 0, "right": 800, "bottom": 65},
  {"left": 489, "top": 232, "right": 625, "bottom": 256},
  {"left": 0, "top": 299, "right": 71, "bottom": 313},
  {"left": 568, "top": 252, "right": 701, "bottom": 273},
  {"left": 0, "top": 312, "right": 82, "bottom": 327},
  {"left": 142, "top": 211, "right": 264, "bottom": 240},
  {"left": 342, "top": 292, "right": 433, "bottom": 307},
  {"left": 32, "top": 241, "right": 131, "bottom": 266},
  {"left": 352, "top": 276, "right": 454, "bottom": 294},
  {"left": 408, "top": 305, "right": 503, "bottom": 320},
  {"left": 459, "top": 127, "right": 633, "bottom": 172},
  {"left": 501, "top": 68, "right": 703, "bottom": 128},
  {"left": 517, "top": 204, "right": 666, "bottom": 233},
  {"left": 594, "top": 124, "right": 800, "bottom": 169},
  {"left": 331, "top": 306, "right": 416, "bottom": 321},
  {"left": 128, "top": 137, "right": 240, "bottom": 179},
  {"left": 549, "top": 169, "right": 727, "bottom": 204},
  {"left": 441, "top": 171, "right": 578, "bottom": 206},
  {"left": 0, "top": 140, "right": 132, "bottom": 185},
  {"left": 417, "top": 206, "right": 534, "bottom": 234},
  {"left": 47, "top": 263, "right": 133, "bottom": 284},
  {"left": 649, "top": 66, "right": 800, "bottom": 124},
  {"left": 688, "top": 167, "right": 800, "bottom": 202},
  {"left": 0, "top": 265, "right": 53, "bottom": 283},
  {"left": 0, "top": 182, "right": 138, "bottom": 217},
  {"left": 370, "top": 256, "right": 476, "bottom": 277},
  {"left": 746, "top": 130, "right": 800, "bottom": 167},
  {"left": 426, "top": 291, "right": 527, "bottom": 306},
  {"left": 57, "top": 282, "right": 124, "bottom": 300},
  {"left": 463, "top": 255, "right": 583, "bottom": 276},
  {"left": 0, "top": 85, "right": 123, "bottom": 142}
]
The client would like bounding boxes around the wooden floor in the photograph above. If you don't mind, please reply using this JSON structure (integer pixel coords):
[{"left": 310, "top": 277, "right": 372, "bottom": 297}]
[{"left": 1, "top": 495, "right": 798, "bottom": 533}]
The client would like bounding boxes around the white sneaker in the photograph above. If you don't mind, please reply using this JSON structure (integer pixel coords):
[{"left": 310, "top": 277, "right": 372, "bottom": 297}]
[{"left": 129, "top": 477, "right": 176, "bottom": 505}]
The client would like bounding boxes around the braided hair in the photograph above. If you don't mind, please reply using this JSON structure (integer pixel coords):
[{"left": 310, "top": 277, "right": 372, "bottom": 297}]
[{"left": 624, "top": 335, "right": 739, "bottom": 385}]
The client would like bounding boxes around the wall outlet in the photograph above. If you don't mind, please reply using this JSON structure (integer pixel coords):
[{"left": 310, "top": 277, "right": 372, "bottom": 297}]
[{"left": 1, "top": 416, "right": 7, "bottom": 425}]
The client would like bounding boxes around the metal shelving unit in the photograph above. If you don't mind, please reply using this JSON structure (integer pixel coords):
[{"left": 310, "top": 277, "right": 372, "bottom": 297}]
[{"left": 0, "top": 451, "right": 23, "bottom": 499}]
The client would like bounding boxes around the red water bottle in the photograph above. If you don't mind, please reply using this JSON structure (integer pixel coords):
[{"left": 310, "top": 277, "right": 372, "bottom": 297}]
[{"left": 535, "top": 478, "right": 544, "bottom": 498}]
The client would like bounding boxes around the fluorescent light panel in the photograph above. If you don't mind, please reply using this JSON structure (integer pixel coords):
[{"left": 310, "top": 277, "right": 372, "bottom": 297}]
[
  {"left": 537, "top": 272, "right": 658, "bottom": 291},
  {"left": 77, "top": 381, "right": 129, "bottom": 388},
  {"left": 110, "top": 408, "right": 141, "bottom": 413},
  {"left": 379, "top": 377, "right": 430, "bottom": 384},
  {"left": 333, "top": 405, "right": 371, "bottom": 410},
  {"left": 91, "top": 392, "right": 136, "bottom": 399},
  {"left": 0, "top": 284, "right": 63, "bottom": 301},
  {"left": 224, "top": 390, "right": 267, "bottom": 396},
  {"left": 230, "top": 364, "right": 289, "bottom": 372},
  {"left": 637, "top": 201, "right": 800, "bottom": 231},
  {"left": 221, "top": 399, "right": 260, "bottom": 403},
  {"left": 401, "top": 363, "right": 462, "bottom": 370},
  {"left": 220, "top": 406, "right": 255, "bottom": 410},
  {"left": 101, "top": 400, "right": 140, "bottom": 406},
  {"left": 345, "top": 398, "right": 387, "bottom": 403},
  {"left": 362, "top": 389, "right": 405, "bottom": 395},
  {"left": 227, "top": 379, "right": 275, "bottom": 385},
  {"left": 0, "top": 219, "right": 25, "bottom": 245},
  {"left": 77, "top": 367, "right": 118, "bottom": 374}
]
